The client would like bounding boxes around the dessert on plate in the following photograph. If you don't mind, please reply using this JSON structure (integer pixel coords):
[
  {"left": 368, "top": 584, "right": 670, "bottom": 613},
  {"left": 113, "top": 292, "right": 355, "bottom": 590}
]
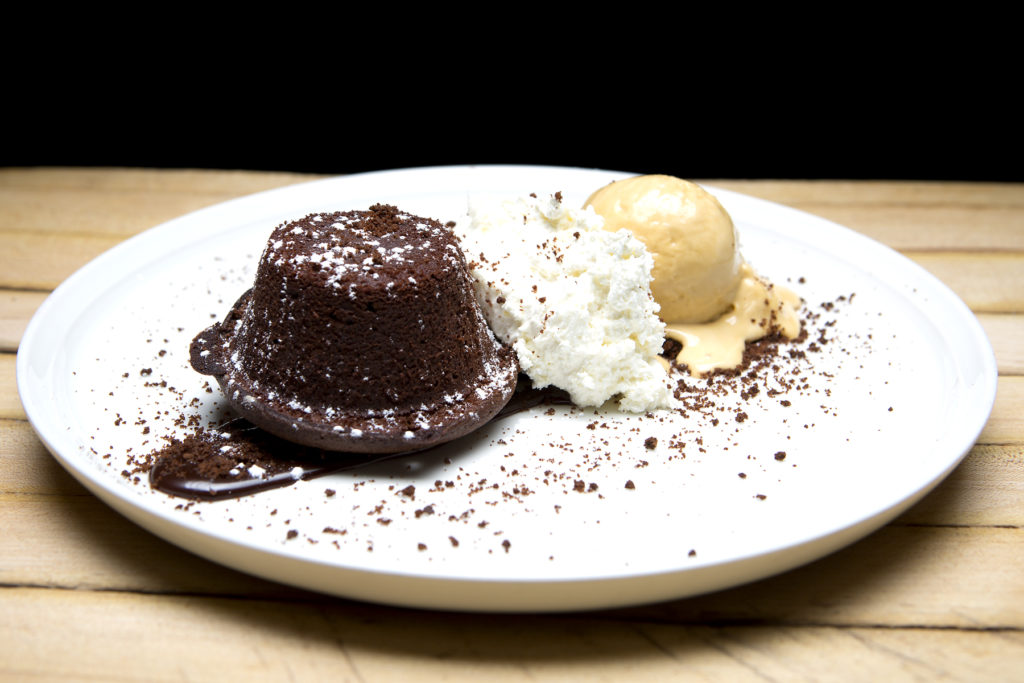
[
  {"left": 187, "top": 175, "right": 800, "bottom": 458},
  {"left": 452, "top": 175, "right": 803, "bottom": 410},
  {"left": 148, "top": 174, "right": 813, "bottom": 501},
  {"left": 189, "top": 204, "right": 518, "bottom": 454},
  {"left": 586, "top": 175, "right": 801, "bottom": 375},
  {"left": 453, "top": 192, "right": 676, "bottom": 413}
]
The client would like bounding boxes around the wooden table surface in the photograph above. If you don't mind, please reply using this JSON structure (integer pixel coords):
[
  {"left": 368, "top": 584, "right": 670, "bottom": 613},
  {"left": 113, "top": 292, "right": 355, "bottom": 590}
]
[{"left": 2, "top": 168, "right": 1022, "bottom": 681}]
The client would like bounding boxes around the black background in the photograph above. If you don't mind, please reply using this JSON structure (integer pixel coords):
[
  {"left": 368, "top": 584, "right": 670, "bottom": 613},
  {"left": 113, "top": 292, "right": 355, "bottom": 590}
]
[
  {"left": 7, "top": 116, "right": 1013, "bottom": 182},
  {"left": 5, "top": 53, "right": 1018, "bottom": 182},
  {"left": 8, "top": 101, "right": 1014, "bottom": 182}
]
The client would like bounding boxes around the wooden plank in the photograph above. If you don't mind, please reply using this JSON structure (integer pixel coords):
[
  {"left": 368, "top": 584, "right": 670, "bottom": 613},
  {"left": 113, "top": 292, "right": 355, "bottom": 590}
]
[
  {"left": 0, "top": 170, "right": 310, "bottom": 240},
  {"left": 619, "top": 526, "right": 1024, "bottom": 629},
  {"left": 0, "top": 166, "right": 319, "bottom": 193},
  {"left": 639, "top": 624, "right": 1024, "bottom": 682},
  {"left": 0, "top": 496, "right": 302, "bottom": 598},
  {"left": 897, "top": 444, "right": 1024, "bottom": 527},
  {"left": 978, "top": 313, "right": 1024, "bottom": 375},
  {"left": 979, "top": 376, "right": 1024, "bottom": 445},
  {"left": 0, "top": 172, "right": 320, "bottom": 240},
  {"left": 0, "top": 588, "right": 360, "bottom": 682},
  {"left": 0, "top": 354, "right": 24, "bottom": 420},
  {"left": 801, "top": 205, "right": 1024, "bottom": 251},
  {"left": 0, "top": 186, "right": 251, "bottom": 238},
  {"left": 0, "top": 419, "right": 90, "bottom": 496},
  {"left": 1, "top": 587, "right": 1022, "bottom": 682},
  {"left": 0, "top": 231, "right": 123, "bottom": 291},
  {"left": 6, "top": 172, "right": 1017, "bottom": 208},
  {"left": 0, "top": 290, "right": 47, "bottom": 352},
  {"left": 907, "top": 252, "right": 1024, "bottom": 313},
  {"left": 711, "top": 181, "right": 1024, "bottom": 251},
  {"left": 4, "top": 172, "right": 1023, "bottom": 253}
]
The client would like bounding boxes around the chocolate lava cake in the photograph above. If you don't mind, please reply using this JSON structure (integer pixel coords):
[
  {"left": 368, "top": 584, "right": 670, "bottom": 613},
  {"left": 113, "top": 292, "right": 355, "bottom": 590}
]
[{"left": 190, "top": 204, "right": 518, "bottom": 453}]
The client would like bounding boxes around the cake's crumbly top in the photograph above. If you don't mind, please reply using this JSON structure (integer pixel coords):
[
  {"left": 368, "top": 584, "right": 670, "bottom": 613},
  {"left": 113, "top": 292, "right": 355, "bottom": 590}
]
[{"left": 263, "top": 204, "right": 465, "bottom": 289}]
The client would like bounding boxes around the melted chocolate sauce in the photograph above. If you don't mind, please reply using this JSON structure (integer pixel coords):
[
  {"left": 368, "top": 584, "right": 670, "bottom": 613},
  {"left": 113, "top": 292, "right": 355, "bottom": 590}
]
[{"left": 148, "top": 380, "right": 569, "bottom": 501}]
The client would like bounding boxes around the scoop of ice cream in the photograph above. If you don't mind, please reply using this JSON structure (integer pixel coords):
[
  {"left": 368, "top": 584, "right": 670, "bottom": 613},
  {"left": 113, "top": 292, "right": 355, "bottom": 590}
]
[
  {"left": 453, "top": 193, "right": 676, "bottom": 412},
  {"left": 585, "top": 175, "right": 742, "bottom": 323}
]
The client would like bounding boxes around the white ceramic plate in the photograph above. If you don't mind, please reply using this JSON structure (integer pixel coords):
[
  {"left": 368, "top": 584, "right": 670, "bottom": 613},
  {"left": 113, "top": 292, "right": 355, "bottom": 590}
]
[{"left": 17, "top": 166, "right": 997, "bottom": 612}]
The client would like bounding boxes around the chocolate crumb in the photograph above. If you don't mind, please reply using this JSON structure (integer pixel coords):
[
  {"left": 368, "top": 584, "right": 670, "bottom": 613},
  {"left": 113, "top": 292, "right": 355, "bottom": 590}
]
[
  {"left": 644, "top": 437, "right": 658, "bottom": 450},
  {"left": 625, "top": 480, "right": 635, "bottom": 489},
  {"left": 774, "top": 451, "right": 787, "bottom": 461},
  {"left": 286, "top": 529, "right": 298, "bottom": 540}
]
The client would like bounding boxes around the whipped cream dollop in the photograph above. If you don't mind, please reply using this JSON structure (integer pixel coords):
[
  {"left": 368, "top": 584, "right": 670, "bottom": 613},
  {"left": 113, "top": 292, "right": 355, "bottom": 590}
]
[{"left": 453, "top": 193, "right": 676, "bottom": 412}]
